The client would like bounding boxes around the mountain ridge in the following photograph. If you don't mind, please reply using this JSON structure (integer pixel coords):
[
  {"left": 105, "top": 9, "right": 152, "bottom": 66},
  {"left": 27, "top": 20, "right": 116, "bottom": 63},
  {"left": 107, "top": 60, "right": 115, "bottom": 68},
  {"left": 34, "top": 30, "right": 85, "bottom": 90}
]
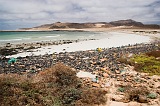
[{"left": 20, "top": 19, "right": 160, "bottom": 30}]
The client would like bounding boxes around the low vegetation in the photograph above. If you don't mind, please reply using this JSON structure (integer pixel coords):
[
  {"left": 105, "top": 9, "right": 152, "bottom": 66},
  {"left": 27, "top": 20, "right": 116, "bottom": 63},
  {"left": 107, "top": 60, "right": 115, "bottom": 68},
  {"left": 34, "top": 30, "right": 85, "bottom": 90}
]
[
  {"left": 0, "top": 63, "right": 107, "bottom": 106},
  {"left": 124, "top": 86, "right": 149, "bottom": 103},
  {"left": 117, "top": 85, "right": 158, "bottom": 103},
  {"left": 130, "top": 54, "right": 160, "bottom": 75},
  {"left": 118, "top": 50, "right": 160, "bottom": 76}
]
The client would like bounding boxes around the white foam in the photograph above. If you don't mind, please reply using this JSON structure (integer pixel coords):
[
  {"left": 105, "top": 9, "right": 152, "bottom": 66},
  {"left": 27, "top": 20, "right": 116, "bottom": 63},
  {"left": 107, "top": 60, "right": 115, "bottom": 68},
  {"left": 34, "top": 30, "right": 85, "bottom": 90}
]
[{"left": 43, "top": 35, "right": 61, "bottom": 38}]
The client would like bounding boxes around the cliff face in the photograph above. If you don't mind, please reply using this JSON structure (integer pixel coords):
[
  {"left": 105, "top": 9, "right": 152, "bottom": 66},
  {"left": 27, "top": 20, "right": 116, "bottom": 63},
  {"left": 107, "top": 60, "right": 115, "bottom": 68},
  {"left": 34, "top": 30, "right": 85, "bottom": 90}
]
[{"left": 25, "top": 19, "right": 160, "bottom": 30}]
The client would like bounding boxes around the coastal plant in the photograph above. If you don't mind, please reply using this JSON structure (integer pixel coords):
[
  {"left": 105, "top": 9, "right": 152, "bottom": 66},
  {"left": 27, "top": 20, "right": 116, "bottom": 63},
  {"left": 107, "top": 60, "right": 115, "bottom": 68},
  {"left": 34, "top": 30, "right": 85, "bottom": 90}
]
[
  {"left": 146, "top": 50, "right": 160, "bottom": 58},
  {"left": 124, "top": 86, "right": 149, "bottom": 102},
  {"left": 117, "top": 57, "right": 132, "bottom": 65},
  {"left": 80, "top": 88, "right": 107, "bottom": 105},
  {"left": 147, "top": 93, "right": 157, "bottom": 99},
  {"left": 62, "top": 88, "right": 81, "bottom": 104},
  {"left": 52, "top": 63, "right": 79, "bottom": 87},
  {"left": 53, "top": 98, "right": 62, "bottom": 106},
  {"left": 130, "top": 54, "right": 160, "bottom": 75},
  {"left": 0, "top": 63, "right": 108, "bottom": 106},
  {"left": 117, "top": 87, "right": 125, "bottom": 92}
]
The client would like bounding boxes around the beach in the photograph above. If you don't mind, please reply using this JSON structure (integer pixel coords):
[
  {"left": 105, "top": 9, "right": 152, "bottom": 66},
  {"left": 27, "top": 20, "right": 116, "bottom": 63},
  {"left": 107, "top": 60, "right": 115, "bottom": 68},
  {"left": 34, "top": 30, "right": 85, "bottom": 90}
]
[{"left": 5, "top": 31, "right": 152, "bottom": 58}]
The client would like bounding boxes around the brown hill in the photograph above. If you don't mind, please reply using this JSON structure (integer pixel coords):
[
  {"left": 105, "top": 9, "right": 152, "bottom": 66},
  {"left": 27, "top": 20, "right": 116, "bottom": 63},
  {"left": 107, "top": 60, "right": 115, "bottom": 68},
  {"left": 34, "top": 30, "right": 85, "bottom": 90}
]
[
  {"left": 49, "top": 22, "right": 96, "bottom": 29},
  {"left": 26, "top": 19, "right": 160, "bottom": 30},
  {"left": 109, "top": 19, "right": 144, "bottom": 27}
]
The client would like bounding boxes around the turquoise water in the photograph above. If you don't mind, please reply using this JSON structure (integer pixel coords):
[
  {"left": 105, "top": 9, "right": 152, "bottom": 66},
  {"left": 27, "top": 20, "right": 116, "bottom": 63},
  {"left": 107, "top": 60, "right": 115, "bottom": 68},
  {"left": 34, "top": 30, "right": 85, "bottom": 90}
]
[{"left": 0, "top": 31, "right": 107, "bottom": 45}]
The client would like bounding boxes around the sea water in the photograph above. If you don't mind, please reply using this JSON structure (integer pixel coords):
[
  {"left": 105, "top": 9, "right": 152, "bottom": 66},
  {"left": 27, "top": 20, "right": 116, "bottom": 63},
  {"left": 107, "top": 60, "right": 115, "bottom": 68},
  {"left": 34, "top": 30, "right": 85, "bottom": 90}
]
[{"left": 0, "top": 31, "right": 109, "bottom": 45}]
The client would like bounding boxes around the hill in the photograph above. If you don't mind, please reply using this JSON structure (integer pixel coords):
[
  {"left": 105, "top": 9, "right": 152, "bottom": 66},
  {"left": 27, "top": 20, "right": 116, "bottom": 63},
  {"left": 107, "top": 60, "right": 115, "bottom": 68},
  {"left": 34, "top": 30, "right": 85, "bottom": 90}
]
[{"left": 19, "top": 19, "right": 160, "bottom": 30}]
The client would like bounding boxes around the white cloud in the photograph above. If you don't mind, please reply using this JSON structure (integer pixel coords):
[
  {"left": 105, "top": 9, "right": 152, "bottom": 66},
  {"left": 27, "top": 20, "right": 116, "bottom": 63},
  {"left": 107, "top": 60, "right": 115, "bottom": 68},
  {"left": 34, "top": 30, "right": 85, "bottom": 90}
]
[{"left": 0, "top": 0, "right": 160, "bottom": 29}]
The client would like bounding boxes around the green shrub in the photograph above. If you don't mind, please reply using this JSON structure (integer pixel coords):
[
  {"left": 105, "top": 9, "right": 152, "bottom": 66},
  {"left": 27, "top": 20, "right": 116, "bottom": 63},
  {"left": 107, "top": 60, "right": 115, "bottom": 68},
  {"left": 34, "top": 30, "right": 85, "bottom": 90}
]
[
  {"left": 62, "top": 88, "right": 81, "bottom": 104},
  {"left": 147, "top": 93, "right": 157, "bottom": 99},
  {"left": 130, "top": 54, "right": 160, "bottom": 75},
  {"left": 117, "top": 87, "right": 125, "bottom": 92}
]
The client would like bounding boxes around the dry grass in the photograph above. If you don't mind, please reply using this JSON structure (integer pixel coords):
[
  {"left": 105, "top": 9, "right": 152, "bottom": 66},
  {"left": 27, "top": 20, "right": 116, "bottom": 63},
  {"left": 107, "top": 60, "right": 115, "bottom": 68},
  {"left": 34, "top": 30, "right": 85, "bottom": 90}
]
[
  {"left": 146, "top": 50, "right": 160, "bottom": 58},
  {"left": 125, "top": 86, "right": 149, "bottom": 102},
  {"left": 0, "top": 63, "right": 107, "bottom": 106}
]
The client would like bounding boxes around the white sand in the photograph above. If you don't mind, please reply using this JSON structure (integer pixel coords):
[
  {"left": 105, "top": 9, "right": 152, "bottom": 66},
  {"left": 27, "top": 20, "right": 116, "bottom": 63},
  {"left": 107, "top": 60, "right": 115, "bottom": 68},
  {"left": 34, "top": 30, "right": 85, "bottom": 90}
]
[{"left": 6, "top": 32, "right": 151, "bottom": 58}]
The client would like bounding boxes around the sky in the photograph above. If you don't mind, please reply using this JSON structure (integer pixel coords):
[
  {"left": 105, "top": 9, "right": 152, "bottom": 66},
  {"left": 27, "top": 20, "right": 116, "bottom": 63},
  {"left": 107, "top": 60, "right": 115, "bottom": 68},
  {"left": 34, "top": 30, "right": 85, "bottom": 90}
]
[{"left": 0, "top": 0, "right": 160, "bottom": 30}]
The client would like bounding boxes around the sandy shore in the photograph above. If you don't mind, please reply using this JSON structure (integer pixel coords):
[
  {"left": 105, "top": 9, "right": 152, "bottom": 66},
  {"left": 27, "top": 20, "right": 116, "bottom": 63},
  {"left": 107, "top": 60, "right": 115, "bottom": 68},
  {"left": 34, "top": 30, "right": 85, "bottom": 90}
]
[{"left": 6, "top": 31, "right": 152, "bottom": 58}]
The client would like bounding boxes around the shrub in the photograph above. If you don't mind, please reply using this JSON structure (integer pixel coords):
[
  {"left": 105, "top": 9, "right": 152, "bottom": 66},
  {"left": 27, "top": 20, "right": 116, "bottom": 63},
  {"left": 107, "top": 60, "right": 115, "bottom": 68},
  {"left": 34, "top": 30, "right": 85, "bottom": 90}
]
[
  {"left": 130, "top": 54, "right": 160, "bottom": 75},
  {"left": 117, "top": 57, "right": 132, "bottom": 65},
  {"left": 146, "top": 50, "right": 160, "bottom": 58},
  {"left": 62, "top": 88, "right": 81, "bottom": 104},
  {"left": 147, "top": 93, "right": 157, "bottom": 99},
  {"left": 80, "top": 88, "right": 107, "bottom": 105},
  {"left": 53, "top": 63, "right": 78, "bottom": 87},
  {"left": 0, "top": 63, "right": 108, "bottom": 106},
  {"left": 125, "top": 86, "right": 149, "bottom": 102},
  {"left": 117, "top": 87, "right": 125, "bottom": 92}
]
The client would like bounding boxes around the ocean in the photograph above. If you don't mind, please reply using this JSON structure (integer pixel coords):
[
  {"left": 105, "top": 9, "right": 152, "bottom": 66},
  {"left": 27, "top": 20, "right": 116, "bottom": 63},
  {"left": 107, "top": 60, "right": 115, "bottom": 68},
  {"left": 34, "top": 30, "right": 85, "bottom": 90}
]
[{"left": 0, "top": 31, "right": 108, "bottom": 45}]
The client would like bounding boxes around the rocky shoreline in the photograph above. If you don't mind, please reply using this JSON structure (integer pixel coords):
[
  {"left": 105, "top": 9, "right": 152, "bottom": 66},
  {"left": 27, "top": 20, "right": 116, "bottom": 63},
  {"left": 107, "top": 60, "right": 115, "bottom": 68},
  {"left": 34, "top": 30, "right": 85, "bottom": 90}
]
[
  {"left": 0, "top": 41, "right": 159, "bottom": 74},
  {"left": 0, "top": 38, "right": 96, "bottom": 56}
]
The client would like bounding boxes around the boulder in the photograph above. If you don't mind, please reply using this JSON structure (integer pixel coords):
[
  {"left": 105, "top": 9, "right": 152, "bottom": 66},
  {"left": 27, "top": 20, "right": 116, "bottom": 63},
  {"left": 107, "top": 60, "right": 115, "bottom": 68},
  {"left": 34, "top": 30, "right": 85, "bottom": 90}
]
[
  {"left": 128, "top": 102, "right": 141, "bottom": 106},
  {"left": 103, "top": 73, "right": 109, "bottom": 77},
  {"left": 138, "top": 95, "right": 148, "bottom": 103},
  {"left": 111, "top": 95, "right": 124, "bottom": 102},
  {"left": 92, "top": 83, "right": 100, "bottom": 88}
]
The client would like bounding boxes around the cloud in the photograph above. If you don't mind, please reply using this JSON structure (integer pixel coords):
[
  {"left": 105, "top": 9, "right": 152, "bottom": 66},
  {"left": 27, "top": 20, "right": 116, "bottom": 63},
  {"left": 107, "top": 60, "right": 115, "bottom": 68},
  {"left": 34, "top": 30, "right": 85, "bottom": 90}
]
[{"left": 0, "top": 0, "right": 160, "bottom": 30}]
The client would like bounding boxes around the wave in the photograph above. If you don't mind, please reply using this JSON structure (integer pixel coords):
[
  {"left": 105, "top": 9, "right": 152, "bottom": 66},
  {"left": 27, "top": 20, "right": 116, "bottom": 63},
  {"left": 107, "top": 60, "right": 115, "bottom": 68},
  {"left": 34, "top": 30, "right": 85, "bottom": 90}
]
[
  {"left": 0, "top": 39, "right": 22, "bottom": 42},
  {"left": 89, "top": 35, "right": 95, "bottom": 37},
  {"left": 22, "top": 38, "right": 31, "bottom": 40},
  {"left": 44, "top": 35, "right": 61, "bottom": 38}
]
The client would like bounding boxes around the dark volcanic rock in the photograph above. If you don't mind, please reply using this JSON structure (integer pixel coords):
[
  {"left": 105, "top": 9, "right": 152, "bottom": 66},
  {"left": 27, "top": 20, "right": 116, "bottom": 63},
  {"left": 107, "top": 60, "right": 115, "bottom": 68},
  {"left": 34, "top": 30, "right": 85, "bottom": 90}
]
[{"left": 0, "top": 48, "right": 18, "bottom": 56}]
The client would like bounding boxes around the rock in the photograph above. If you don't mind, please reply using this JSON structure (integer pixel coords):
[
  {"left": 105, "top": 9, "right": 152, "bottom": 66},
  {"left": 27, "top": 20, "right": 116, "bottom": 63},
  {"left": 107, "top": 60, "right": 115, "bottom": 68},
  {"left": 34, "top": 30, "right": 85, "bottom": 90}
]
[
  {"left": 128, "top": 102, "right": 141, "bottom": 106},
  {"left": 103, "top": 73, "right": 109, "bottom": 77},
  {"left": 111, "top": 95, "right": 124, "bottom": 102},
  {"left": 19, "top": 65, "right": 25, "bottom": 68},
  {"left": 37, "top": 68, "right": 42, "bottom": 71},
  {"left": 100, "top": 58, "right": 106, "bottom": 62},
  {"left": 109, "top": 101, "right": 128, "bottom": 106},
  {"left": 0, "top": 48, "right": 18, "bottom": 56},
  {"left": 148, "top": 99, "right": 158, "bottom": 105},
  {"left": 156, "top": 89, "right": 160, "bottom": 95},
  {"left": 92, "top": 83, "right": 100, "bottom": 87},
  {"left": 11, "top": 64, "right": 14, "bottom": 67},
  {"left": 115, "top": 70, "right": 120, "bottom": 74},
  {"left": 105, "top": 82, "right": 111, "bottom": 87},
  {"left": 138, "top": 95, "right": 148, "bottom": 103},
  {"left": 101, "top": 68, "right": 106, "bottom": 72}
]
